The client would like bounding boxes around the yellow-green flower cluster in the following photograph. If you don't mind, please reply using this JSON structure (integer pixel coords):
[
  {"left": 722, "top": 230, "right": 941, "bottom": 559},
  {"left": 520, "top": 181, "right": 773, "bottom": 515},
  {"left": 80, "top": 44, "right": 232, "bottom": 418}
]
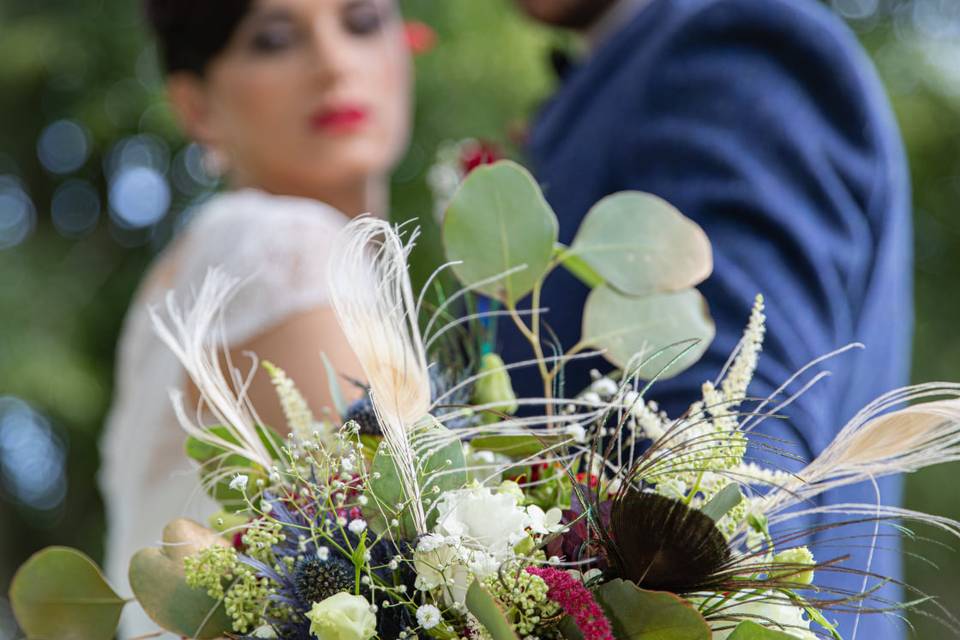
[
  {"left": 224, "top": 568, "right": 274, "bottom": 633},
  {"left": 242, "top": 518, "right": 286, "bottom": 563},
  {"left": 184, "top": 544, "right": 240, "bottom": 601},
  {"left": 184, "top": 544, "right": 276, "bottom": 633},
  {"left": 483, "top": 569, "right": 560, "bottom": 638}
]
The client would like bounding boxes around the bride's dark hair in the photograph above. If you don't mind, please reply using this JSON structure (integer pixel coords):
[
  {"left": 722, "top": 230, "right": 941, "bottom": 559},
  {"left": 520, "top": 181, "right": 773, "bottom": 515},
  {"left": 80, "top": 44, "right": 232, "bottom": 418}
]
[{"left": 144, "top": 0, "right": 254, "bottom": 75}]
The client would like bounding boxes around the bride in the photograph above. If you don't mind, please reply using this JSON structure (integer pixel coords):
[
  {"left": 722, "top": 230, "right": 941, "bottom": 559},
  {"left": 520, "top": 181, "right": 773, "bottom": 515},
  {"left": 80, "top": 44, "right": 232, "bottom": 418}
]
[{"left": 99, "top": 0, "right": 411, "bottom": 634}]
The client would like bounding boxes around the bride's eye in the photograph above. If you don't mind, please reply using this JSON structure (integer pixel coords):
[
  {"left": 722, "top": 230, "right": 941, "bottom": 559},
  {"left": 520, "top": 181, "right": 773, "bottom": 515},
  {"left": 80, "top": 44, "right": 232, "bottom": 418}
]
[
  {"left": 249, "top": 21, "right": 299, "bottom": 53},
  {"left": 342, "top": 0, "right": 390, "bottom": 36}
]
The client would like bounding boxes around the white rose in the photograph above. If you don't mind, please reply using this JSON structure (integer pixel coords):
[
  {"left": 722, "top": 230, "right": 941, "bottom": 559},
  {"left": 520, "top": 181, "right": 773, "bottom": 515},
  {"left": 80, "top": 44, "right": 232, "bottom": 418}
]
[
  {"left": 434, "top": 487, "right": 531, "bottom": 561},
  {"left": 709, "top": 592, "right": 817, "bottom": 640},
  {"left": 306, "top": 593, "right": 377, "bottom": 640}
]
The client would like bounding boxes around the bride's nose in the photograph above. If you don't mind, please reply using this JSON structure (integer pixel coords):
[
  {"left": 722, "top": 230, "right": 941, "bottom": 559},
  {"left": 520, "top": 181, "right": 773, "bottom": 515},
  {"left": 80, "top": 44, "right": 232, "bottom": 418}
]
[{"left": 306, "top": 19, "right": 354, "bottom": 87}]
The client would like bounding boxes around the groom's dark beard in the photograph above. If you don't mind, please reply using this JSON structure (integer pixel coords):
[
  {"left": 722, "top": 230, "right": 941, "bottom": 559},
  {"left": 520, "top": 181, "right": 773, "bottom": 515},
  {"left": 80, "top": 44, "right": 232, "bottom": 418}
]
[{"left": 517, "top": 0, "right": 621, "bottom": 30}]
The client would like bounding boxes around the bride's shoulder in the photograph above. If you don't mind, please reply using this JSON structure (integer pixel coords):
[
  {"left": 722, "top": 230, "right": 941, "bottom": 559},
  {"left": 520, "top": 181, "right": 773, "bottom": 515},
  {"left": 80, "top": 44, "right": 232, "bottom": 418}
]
[
  {"left": 186, "top": 188, "right": 348, "bottom": 240},
  {"left": 177, "top": 188, "right": 348, "bottom": 269},
  {"left": 135, "top": 189, "right": 348, "bottom": 305}
]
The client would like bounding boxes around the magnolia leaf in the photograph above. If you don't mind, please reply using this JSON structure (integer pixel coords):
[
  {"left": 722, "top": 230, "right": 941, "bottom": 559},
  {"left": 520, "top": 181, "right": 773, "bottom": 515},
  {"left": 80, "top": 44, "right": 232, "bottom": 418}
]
[
  {"left": 443, "top": 160, "right": 558, "bottom": 304},
  {"left": 9, "top": 547, "right": 125, "bottom": 640},
  {"left": 582, "top": 286, "right": 715, "bottom": 379},
  {"left": 465, "top": 580, "right": 521, "bottom": 640},
  {"left": 470, "top": 434, "right": 568, "bottom": 459},
  {"left": 128, "top": 519, "right": 233, "bottom": 639},
  {"left": 365, "top": 421, "right": 467, "bottom": 537},
  {"left": 726, "top": 621, "right": 799, "bottom": 639},
  {"left": 569, "top": 192, "right": 712, "bottom": 296},
  {"left": 554, "top": 243, "right": 605, "bottom": 289},
  {"left": 701, "top": 483, "right": 744, "bottom": 522},
  {"left": 595, "top": 579, "right": 710, "bottom": 640}
]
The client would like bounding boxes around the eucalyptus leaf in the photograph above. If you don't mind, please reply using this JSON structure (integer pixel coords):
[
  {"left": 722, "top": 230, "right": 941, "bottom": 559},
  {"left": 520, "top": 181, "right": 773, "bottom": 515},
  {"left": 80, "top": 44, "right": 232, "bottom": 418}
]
[
  {"left": 443, "top": 160, "right": 558, "bottom": 304},
  {"left": 595, "top": 578, "right": 710, "bottom": 640},
  {"left": 701, "top": 483, "right": 744, "bottom": 522},
  {"left": 365, "top": 421, "right": 467, "bottom": 538},
  {"left": 582, "top": 286, "right": 715, "bottom": 379},
  {"left": 465, "top": 580, "right": 521, "bottom": 640},
  {"left": 726, "top": 620, "right": 800, "bottom": 639},
  {"left": 569, "top": 192, "right": 712, "bottom": 296},
  {"left": 9, "top": 547, "right": 125, "bottom": 640},
  {"left": 128, "top": 519, "right": 233, "bottom": 639}
]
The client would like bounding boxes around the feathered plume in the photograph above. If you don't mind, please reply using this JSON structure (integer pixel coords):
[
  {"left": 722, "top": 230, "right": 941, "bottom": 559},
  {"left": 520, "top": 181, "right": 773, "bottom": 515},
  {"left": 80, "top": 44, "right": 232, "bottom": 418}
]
[
  {"left": 758, "top": 383, "right": 960, "bottom": 518},
  {"left": 150, "top": 269, "right": 276, "bottom": 469},
  {"left": 327, "top": 216, "right": 433, "bottom": 534}
]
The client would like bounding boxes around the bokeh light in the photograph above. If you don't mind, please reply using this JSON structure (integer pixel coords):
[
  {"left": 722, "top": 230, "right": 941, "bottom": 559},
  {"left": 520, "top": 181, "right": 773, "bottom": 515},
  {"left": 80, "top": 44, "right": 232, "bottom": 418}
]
[
  {"left": 108, "top": 165, "right": 171, "bottom": 228},
  {"left": 0, "top": 397, "right": 67, "bottom": 513},
  {"left": 36, "top": 119, "right": 90, "bottom": 175},
  {"left": 51, "top": 179, "right": 101, "bottom": 238},
  {"left": 0, "top": 176, "right": 36, "bottom": 250}
]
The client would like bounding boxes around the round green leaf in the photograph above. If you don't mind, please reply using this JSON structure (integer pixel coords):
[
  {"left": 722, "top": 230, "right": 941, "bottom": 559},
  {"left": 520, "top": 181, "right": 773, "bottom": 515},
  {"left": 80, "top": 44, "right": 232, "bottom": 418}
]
[
  {"left": 582, "top": 286, "right": 715, "bottom": 379},
  {"left": 595, "top": 579, "right": 711, "bottom": 640},
  {"left": 9, "top": 546, "right": 125, "bottom": 640},
  {"left": 443, "top": 160, "right": 558, "bottom": 304},
  {"left": 569, "top": 192, "right": 712, "bottom": 296},
  {"left": 128, "top": 519, "right": 233, "bottom": 639}
]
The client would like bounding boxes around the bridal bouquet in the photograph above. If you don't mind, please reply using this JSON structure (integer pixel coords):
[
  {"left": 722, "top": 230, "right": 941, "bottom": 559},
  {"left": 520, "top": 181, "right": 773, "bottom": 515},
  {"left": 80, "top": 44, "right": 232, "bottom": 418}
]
[{"left": 10, "top": 162, "right": 960, "bottom": 640}]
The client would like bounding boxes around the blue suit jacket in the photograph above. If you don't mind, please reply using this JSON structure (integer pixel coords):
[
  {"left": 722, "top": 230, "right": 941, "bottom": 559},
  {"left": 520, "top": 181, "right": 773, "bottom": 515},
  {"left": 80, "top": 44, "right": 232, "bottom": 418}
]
[{"left": 500, "top": 0, "right": 913, "bottom": 636}]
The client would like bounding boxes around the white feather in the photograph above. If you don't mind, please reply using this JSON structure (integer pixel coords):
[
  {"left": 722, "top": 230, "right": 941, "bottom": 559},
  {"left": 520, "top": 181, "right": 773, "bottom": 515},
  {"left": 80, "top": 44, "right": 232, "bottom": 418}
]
[
  {"left": 327, "top": 217, "right": 433, "bottom": 534},
  {"left": 150, "top": 268, "right": 275, "bottom": 469}
]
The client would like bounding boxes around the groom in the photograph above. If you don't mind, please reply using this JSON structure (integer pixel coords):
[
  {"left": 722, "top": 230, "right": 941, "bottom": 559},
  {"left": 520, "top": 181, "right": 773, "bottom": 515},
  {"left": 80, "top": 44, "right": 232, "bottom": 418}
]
[{"left": 503, "top": 0, "right": 913, "bottom": 636}]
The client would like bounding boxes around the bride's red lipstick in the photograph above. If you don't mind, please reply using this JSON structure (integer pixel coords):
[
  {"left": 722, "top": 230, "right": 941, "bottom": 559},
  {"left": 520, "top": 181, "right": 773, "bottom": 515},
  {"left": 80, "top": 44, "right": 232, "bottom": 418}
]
[{"left": 310, "top": 105, "right": 369, "bottom": 133}]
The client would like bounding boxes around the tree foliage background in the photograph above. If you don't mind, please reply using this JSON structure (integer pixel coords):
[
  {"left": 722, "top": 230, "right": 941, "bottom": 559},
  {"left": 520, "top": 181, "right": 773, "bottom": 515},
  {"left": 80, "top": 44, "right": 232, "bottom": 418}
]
[{"left": 1, "top": 1, "right": 959, "bottom": 637}]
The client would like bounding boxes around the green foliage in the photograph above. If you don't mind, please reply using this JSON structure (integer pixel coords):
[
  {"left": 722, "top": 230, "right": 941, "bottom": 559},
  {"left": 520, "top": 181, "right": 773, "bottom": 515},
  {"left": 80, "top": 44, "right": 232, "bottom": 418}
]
[
  {"left": 582, "top": 287, "right": 715, "bottom": 379},
  {"left": 365, "top": 421, "right": 467, "bottom": 538},
  {"left": 465, "top": 580, "right": 521, "bottom": 640},
  {"left": 701, "top": 483, "right": 744, "bottom": 522},
  {"left": 595, "top": 579, "right": 711, "bottom": 640},
  {"left": 127, "top": 519, "right": 233, "bottom": 639},
  {"left": 470, "top": 433, "right": 567, "bottom": 459},
  {"left": 444, "top": 161, "right": 558, "bottom": 304},
  {"left": 567, "top": 193, "right": 712, "bottom": 296},
  {"left": 9, "top": 547, "right": 125, "bottom": 640},
  {"left": 725, "top": 621, "right": 798, "bottom": 639},
  {"left": 184, "top": 424, "right": 285, "bottom": 512}
]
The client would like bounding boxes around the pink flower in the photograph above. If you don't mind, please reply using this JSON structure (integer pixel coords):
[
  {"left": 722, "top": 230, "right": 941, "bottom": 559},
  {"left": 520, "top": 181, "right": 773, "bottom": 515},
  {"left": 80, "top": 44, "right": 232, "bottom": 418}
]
[{"left": 526, "top": 566, "right": 614, "bottom": 640}]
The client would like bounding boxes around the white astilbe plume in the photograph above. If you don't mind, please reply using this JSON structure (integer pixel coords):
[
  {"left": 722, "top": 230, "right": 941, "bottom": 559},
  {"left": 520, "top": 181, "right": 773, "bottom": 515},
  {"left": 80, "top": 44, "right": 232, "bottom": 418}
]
[
  {"left": 758, "top": 383, "right": 960, "bottom": 518},
  {"left": 263, "top": 361, "right": 317, "bottom": 443},
  {"left": 327, "top": 216, "right": 433, "bottom": 534},
  {"left": 150, "top": 269, "right": 275, "bottom": 469}
]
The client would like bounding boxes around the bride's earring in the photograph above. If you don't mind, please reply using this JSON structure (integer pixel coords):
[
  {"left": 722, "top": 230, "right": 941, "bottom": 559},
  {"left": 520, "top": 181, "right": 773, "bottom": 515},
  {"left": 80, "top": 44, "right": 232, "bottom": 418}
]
[{"left": 202, "top": 146, "right": 230, "bottom": 179}]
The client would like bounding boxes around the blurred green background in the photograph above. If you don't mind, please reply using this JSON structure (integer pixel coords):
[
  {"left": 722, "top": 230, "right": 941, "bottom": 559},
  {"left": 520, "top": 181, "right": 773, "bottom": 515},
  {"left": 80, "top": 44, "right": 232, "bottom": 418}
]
[{"left": 0, "top": 0, "right": 958, "bottom": 637}]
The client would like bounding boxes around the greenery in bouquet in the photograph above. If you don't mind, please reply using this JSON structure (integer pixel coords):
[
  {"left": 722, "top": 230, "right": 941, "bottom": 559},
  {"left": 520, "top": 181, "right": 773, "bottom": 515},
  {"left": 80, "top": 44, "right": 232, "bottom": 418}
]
[{"left": 10, "top": 161, "right": 960, "bottom": 640}]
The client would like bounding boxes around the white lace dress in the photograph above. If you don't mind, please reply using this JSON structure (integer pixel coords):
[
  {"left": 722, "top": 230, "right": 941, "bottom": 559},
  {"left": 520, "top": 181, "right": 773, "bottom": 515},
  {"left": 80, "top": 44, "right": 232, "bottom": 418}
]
[{"left": 99, "top": 189, "right": 348, "bottom": 637}]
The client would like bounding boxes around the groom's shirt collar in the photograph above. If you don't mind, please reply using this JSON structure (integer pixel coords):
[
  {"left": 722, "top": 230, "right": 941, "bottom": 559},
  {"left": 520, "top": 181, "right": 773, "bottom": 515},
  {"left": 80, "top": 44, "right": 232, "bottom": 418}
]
[{"left": 582, "top": 0, "right": 652, "bottom": 52}]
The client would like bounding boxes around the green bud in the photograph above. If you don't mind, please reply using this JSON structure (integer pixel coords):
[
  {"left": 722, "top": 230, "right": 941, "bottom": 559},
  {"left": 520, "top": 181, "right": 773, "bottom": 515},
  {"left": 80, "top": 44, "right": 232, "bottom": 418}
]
[
  {"left": 772, "top": 546, "right": 816, "bottom": 585},
  {"left": 471, "top": 353, "right": 518, "bottom": 419}
]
